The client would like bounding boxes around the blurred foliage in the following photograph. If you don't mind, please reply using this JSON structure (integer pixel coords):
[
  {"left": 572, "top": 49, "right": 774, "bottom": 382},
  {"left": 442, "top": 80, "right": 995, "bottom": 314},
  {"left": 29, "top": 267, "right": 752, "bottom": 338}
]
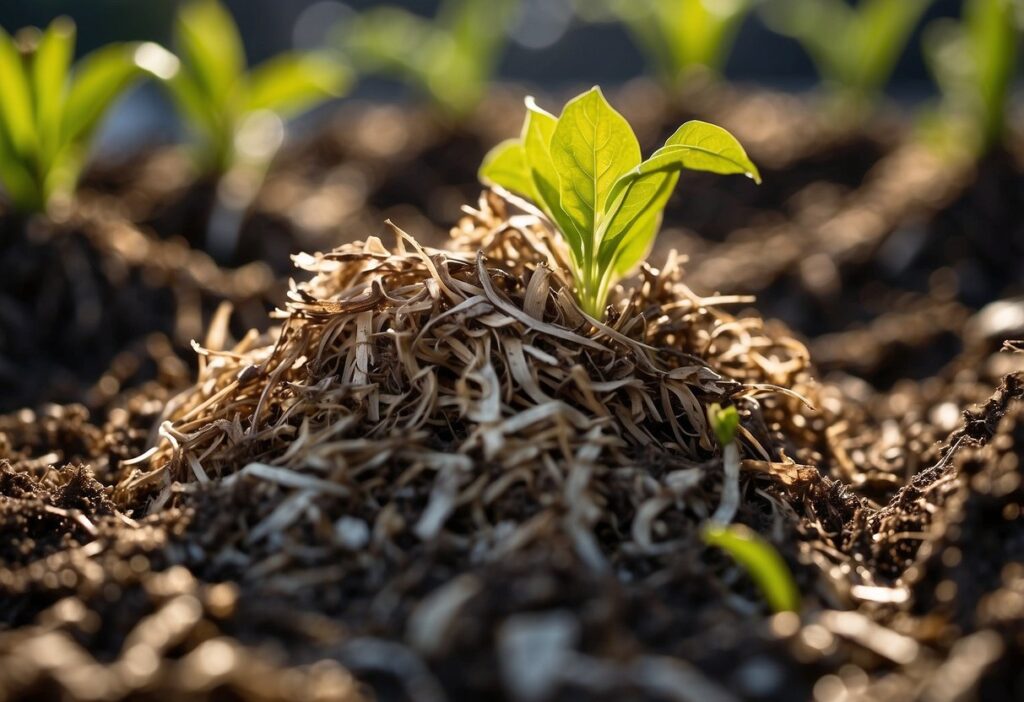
[
  {"left": 579, "top": 0, "right": 755, "bottom": 85},
  {"left": 761, "top": 0, "right": 932, "bottom": 115},
  {"left": 0, "top": 17, "right": 174, "bottom": 212},
  {"left": 922, "top": 0, "right": 1021, "bottom": 155},
  {"left": 166, "top": 0, "right": 351, "bottom": 175},
  {"left": 337, "top": 0, "right": 516, "bottom": 119}
]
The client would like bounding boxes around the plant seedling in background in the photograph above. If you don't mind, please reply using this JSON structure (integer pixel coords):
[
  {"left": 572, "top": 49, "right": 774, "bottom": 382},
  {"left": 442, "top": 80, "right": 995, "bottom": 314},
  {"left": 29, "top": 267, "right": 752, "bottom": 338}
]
[
  {"left": 0, "top": 18, "right": 176, "bottom": 213},
  {"left": 922, "top": 0, "right": 1020, "bottom": 156},
  {"left": 167, "top": 0, "right": 351, "bottom": 175},
  {"left": 338, "top": 0, "right": 516, "bottom": 119},
  {"left": 761, "top": 0, "right": 932, "bottom": 117},
  {"left": 479, "top": 87, "right": 759, "bottom": 318},
  {"left": 165, "top": 0, "right": 351, "bottom": 257},
  {"left": 582, "top": 0, "right": 754, "bottom": 85}
]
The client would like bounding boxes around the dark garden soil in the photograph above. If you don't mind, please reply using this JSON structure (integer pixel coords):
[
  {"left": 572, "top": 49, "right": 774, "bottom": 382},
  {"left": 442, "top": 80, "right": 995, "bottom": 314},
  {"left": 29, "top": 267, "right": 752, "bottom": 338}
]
[
  {"left": 0, "top": 205, "right": 278, "bottom": 414},
  {"left": 3, "top": 85, "right": 1024, "bottom": 702}
]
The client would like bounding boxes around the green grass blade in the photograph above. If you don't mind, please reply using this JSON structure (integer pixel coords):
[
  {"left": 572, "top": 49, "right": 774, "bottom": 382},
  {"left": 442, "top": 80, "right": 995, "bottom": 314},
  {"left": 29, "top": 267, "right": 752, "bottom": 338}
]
[{"left": 703, "top": 523, "right": 801, "bottom": 614}]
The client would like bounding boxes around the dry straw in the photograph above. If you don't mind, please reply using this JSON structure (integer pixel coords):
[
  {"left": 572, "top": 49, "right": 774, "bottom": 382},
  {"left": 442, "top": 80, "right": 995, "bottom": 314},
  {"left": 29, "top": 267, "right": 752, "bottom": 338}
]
[{"left": 118, "top": 190, "right": 813, "bottom": 565}]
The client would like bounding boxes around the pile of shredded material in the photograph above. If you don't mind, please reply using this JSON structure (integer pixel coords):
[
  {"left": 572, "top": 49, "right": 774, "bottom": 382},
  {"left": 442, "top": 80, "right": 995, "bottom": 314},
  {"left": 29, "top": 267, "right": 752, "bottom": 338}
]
[{"left": 120, "top": 191, "right": 814, "bottom": 567}]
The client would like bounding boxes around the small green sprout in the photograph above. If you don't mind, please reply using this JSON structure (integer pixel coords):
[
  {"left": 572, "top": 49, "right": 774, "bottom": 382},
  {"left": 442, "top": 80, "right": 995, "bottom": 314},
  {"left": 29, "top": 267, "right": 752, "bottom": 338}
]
[
  {"left": 708, "top": 402, "right": 742, "bottom": 525},
  {"left": 479, "top": 87, "right": 759, "bottom": 319},
  {"left": 761, "top": 0, "right": 932, "bottom": 116},
  {"left": 166, "top": 0, "right": 352, "bottom": 175},
  {"left": 922, "top": 0, "right": 1020, "bottom": 155},
  {"left": 0, "top": 18, "right": 176, "bottom": 213},
  {"left": 708, "top": 402, "right": 740, "bottom": 447},
  {"left": 338, "top": 0, "right": 516, "bottom": 119},
  {"left": 703, "top": 523, "right": 801, "bottom": 614},
  {"left": 586, "top": 0, "right": 754, "bottom": 85}
]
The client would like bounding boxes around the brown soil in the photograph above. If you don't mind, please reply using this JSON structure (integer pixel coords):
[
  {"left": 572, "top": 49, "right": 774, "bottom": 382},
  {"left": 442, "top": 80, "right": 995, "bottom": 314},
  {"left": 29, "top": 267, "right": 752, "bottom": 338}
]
[{"left": 0, "top": 206, "right": 277, "bottom": 413}]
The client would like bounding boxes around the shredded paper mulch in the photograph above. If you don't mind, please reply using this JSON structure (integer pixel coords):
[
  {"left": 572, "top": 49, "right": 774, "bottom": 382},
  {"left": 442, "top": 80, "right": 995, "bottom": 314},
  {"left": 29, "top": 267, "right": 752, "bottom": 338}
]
[{"left": 2, "top": 191, "right": 1023, "bottom": 701}]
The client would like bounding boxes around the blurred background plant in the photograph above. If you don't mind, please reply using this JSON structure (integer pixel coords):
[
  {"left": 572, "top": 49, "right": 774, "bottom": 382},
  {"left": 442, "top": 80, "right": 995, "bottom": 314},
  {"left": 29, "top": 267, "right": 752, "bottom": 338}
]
[
  {"left": 576, "top": 0, "right": 756, "bottom": 87},
  {"left": 165, "top": 0, "right": 350, "bottom": 258},
  {"left": 921, "top": 0, "right": 1021, "bottom": 156},
  {"left": 336, "top": 0, "right": 516, "bottom": 119},
  {"left": 760, "top": 0, "right": 934, "bottom": 120},
  {"left": 0, "top": 17, "right": 175, "bottom": 213}
]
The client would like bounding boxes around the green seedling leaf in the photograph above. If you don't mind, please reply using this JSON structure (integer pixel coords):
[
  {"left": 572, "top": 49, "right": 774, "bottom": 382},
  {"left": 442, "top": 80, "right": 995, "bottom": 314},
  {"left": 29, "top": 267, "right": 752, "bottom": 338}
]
[
  {"left": 0, "top": 16, "right": 172, "bottom": 212},
  {"left": 32, "top": 17, "right": 74, "bottom": 160},
  {"left": 708, "top": 403, "right": 739, "bottom": 446},
  {"left": 339, "top": 0, "right": 513, "bottom": 118},
  {"left": 761, "top": 0, "right": 931, "bottom": 113},
  {"left": 176, "top": 0, "right": 245, "bottom": 109},
  {"left": 162, "top": 0, "right": 352, "bottom": 177},
  {"left": 923, "top": 0, "right": 1018, "bottom": 154},
  {"left": 62, "top": 43, "right": 159, "bottom": 145},
  {"left": 0, "top": 26, "right": 37, "bottom": 157},
  {"left": 597, "top": 0, "right": 753, "bottom": 83},
  {"left": 479, "top": 138, "right": 537, "bottom": 202},
  {"left": 478, "top": 88, "right": 759, "bottom": 318},
  {"left": 245, "top": 52, "right": 351, "bottom": 117},
  {"left": 597, "top": 120, "right": 759, "bottom": 283},
  {"left": 703, "top": 523, "right": 801, "bottom": 614},
  {"left": 551, "top": 87, "right": 641, "bottom": 266}
]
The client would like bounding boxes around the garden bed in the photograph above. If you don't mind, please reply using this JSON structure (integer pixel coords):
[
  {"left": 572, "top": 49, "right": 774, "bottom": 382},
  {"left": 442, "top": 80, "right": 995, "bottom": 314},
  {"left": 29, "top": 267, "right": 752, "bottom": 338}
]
[{"left": 2, "top": 170, "right": 1024, "bottom": 699}]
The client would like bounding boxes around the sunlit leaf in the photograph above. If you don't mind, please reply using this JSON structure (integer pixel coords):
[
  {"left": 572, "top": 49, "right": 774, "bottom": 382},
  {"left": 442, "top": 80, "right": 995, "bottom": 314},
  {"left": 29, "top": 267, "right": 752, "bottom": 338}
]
[
  {"left": 339, "top": 0, "right": 512, "bottom": 118},
  {"left": 479, "top": 138, "right": 536, "bottom": 201},
  {"left": 176, "top": 0, "right": 245, "bottom": 107},
  {"left": 598, "top": 120, "right": 758, "bottom": 279},
  {"left": 32, "top": 17, "right": 75, "bottom": 160},
  {"left": 703, "top": 523, "right": 801, "bottom": 614},
  {"left": 522, "top": 98, "right": 582, "bottom": 261},
  {"left": 612, "top": 0, "right": 753, "bottom": 81},
  {"left": 0, "top": 26, "right": 36, "bottom": 157},
  {"left": 761, "top": 0, "right": 930, "bottom": 104},
  {"left": 477, "top": 89, "right": 759, "bottom": 318},
  {"left": 61, "top": 43, "right": 145, "bottom": 145},
  {"left": 550, "top": 87, "right": 640, "bottom": 264},
  {"left": 245, "top": 52, "right": 350, "bottom": 117}
]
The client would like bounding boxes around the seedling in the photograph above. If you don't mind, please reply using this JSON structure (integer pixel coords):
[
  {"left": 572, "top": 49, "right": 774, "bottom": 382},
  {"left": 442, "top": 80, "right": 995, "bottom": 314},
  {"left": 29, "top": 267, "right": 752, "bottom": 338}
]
[
  {"left": 708, "top": 403, "right": 741, "bottom": 525},
  {"left": 338, "top": 0, "right": 515, "bottom": 119},
  {"left": 922, "top": 0, "right": 1020, "bottom": 155},
  {"left": 703, "top": 403, "right": 799, "bottom": 612},
  {"left": 587, "top": 0, "right": 754, "bottom": 84},
  {"left": 479, "top": 87, "right": 759, "bottom": 318},
  {"left": 703, "top": 523, "right": 801, "bottom": 613},
  {"left": 166, "top": 0, "right": 351, "bottom": 175},
  {"left": 0, "top": 18, "right": 176, "bottom": 213},
  {"left": 761, "top": 0, "right": 931, "bottom": 115}
]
